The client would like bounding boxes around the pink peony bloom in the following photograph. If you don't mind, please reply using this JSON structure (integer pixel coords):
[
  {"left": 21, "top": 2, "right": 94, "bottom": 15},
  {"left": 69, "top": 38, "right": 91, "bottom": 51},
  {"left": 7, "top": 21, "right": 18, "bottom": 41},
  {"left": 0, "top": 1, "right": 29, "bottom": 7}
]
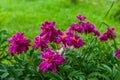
[
  {"left": 99, "top": 27, "right": 116, "bottom": 41},
  {"left": 77, "top": 14, "right": 86, "bottom": 21},
  {"left": 68, "top": 23, "right": 84, "bottom": 33},
  {"left": 40, "top": 21, "right": 62, "bottom": 43},
  {"left": 8, "top": 32, "right": 31, "bottom": 56},
  {"left": 33, "top": 36, "right": 48, "bottom": 50},
  {"left": 39, "top": 48, "right": 66, "bottom": 73},
  {"left": 115, "top": 48, "right": 120, "bottom": 57}
]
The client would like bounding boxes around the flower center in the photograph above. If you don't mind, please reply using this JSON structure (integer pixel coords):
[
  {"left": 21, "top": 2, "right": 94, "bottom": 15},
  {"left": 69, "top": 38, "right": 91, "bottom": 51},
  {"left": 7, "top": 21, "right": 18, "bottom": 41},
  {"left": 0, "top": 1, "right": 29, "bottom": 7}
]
[
  {"left": 75, "top": 26, "right": 79, "bottom": 30},
  {"left": 73, "top": 37, "right": 80, "bottom": 42},
  {"left": 46, "top": 56, "right": 54, "bottom": 62},
  {"left": 62, "top": 34, "right": 67, "bottom": 38}
]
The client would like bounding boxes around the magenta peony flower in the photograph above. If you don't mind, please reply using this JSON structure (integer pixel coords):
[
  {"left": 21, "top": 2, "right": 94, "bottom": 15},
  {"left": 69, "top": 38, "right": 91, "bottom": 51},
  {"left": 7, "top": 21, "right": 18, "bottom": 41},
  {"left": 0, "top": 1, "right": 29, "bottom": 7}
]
[
  {"left": 57, "top": 32, "right": 84, "bottom": 48},
  {"left": 84, "top": 22, "right": 96, "bottom": 34},
  {"left": 8, "top": 32, "right": 31, "bottom": 56},
  {"left": 40, "top": 21, "right": 55, "bottom": 36},
  {"left": 93, "top": 29, "right": 101, "bottom": 37},
  {"left": 56, "top": 32, "right": 74, "bottom": 47},
  {"left": 39, "top": 48, "right": 66, "bottom": 73},
  {"left": 33, "top": 36, "right": 48, "bottom": 50},
  {"left": 115, "top": 48, "right": 120, "bottom": 57},
  {"left": 106, "top": 27, "right": 116, "bottom": 40},
  {"left": 40, "top": 21, "right": 62, "bottom": 43},
  {"left": 68, "top": 23, "right": 84, "bottom": 33},
  {"left": 99, "top": 27, "right": 116, "bottom": 41},
  {"left": 99, "top": 33, "right": 108, "bottom": 41},
  {"left": 71, "top": 36, "right": 84, "bottom": 48},
  {"left": 77, "top": 14, "right": 86, "bottom": 21}
]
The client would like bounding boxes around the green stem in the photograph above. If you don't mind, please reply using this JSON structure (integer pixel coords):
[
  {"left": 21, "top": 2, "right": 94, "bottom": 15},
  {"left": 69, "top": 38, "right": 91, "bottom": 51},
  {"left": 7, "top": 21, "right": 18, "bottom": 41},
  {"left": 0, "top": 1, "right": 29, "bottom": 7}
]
[
  {"left": 104, "top": 1, "right": 115, "bottom": 18},
  {"left": 30, "top": 58, "right": 44, "bottom": 79},
  {"left": 102, "top": 22, "right": 110, "bottom": 27},
  {"left": 113, "top": 39, "right": 117, "bottom": 50}
]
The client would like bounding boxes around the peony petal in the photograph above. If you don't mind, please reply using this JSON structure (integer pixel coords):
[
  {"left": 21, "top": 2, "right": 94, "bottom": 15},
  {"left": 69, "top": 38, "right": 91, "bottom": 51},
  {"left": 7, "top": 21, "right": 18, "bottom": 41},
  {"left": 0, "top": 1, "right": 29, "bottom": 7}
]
[{"left": 50, "top": 64, "right": 57, "bottom": 73}]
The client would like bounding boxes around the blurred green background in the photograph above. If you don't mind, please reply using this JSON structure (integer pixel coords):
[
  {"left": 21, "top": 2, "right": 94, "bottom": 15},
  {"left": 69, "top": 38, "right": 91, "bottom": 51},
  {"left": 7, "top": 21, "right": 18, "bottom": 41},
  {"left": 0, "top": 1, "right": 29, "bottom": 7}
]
[{"left": 0, "top": 0, "right": 120, "bottom": 39}]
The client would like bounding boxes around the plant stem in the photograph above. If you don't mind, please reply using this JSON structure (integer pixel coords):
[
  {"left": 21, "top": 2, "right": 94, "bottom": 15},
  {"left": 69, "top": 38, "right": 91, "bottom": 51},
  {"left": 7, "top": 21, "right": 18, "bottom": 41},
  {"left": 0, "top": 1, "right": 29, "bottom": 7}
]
[
  {"left": 104, "top": 1, "right": 115, "bottom": 18},
  {"left": 113, "top": 39, "right": 117, "bottom": 50}
]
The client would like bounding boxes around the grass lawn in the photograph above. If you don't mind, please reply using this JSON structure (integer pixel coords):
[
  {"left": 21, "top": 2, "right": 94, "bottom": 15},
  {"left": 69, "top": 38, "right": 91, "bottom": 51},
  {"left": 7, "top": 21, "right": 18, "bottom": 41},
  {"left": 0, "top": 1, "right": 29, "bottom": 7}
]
[{"left": 0, "top": 0, "right": 120, "bottom": 40}]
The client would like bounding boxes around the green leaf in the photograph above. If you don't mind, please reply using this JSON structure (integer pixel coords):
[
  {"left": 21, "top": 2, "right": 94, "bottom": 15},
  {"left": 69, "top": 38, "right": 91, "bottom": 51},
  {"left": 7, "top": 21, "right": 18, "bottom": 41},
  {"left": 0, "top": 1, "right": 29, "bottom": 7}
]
[
  {"left": 114, "top": 70, "right": 120, "bottom": 80},
  {"left": 0, "top": 36, "right": 9, "bottom": 43},
  {"left": 99, "top": 64, "right": 112, "bottom": 74},
  {"left": 68, "top": 71, "right": 85, "bottom": 79},
  {"left": 62, "top": 65, "right": 72, "bottom": 70},
  {"left": 0, "top": 30, "right": 8, "bottom": 35},
  {"left": 30, "top": 48, "right": 34, "bottom": 56},
  {"left": 44, "top": 72, "right": 64, "bottom": 80},
  {"left": 0, "top": 69, "right": 7, "bottom": 73},
  {"left": 88, "top": 72, "right": 110, "bottom": 80},
  {"left": 88, "top": 78, "right": 98, "bottom": 80},
  {"left": 1, "top": 72, "right": 9, "bottom": 79},
  {"left": 98, "top": 74, "right": 110, "bottom": 80}
]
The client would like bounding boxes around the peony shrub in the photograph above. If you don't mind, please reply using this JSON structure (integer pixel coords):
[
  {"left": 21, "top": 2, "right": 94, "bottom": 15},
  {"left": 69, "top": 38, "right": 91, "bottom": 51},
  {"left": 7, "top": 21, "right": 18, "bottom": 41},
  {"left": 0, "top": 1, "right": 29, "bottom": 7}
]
[{"left": 0, "top": 14, "right": 120, "bottom": 79}]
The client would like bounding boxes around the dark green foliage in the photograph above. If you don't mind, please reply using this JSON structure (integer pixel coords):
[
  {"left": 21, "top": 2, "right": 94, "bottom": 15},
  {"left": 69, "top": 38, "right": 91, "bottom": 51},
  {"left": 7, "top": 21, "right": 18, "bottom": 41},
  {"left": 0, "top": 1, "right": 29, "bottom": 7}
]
[
  {"left": 0, "top": 30, "right": 9, "bottom": 61},
  {"left": 0, "top": 29, "right": 120, "bottom": 80}
]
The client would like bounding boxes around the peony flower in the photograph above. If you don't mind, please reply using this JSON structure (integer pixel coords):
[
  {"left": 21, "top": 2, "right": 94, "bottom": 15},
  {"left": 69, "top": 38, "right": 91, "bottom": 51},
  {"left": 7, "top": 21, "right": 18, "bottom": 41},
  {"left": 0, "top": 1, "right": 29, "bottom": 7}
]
[
  {"left": 84, "top": 22, "right": 96, "bottom": 34},
  {"left": 115, "top": 48, "right": 120, "bottom": 57},
  {"left": 71, "top": 36, "right": 84, "bottom": 48},
  {"left": 33, "top": 36, "right": 48, "bottom": 50},
  {"left": 40, "top": 21, "right": 55, "bottom": 37},
  {"left": 93, "top": 29, "right": 101, "bottom": 37},
  {"left": 99, "top": 27, "right": 116, "bottom": 41},
  {"left": 8, "top": 32, "right": 31, "bottom": 56},
  {"left": 106, "top": 27, "right": 116, "bottom": 40},
  {"left": 99, "top": 33, "right": 108, "bottom": 41},
  {"left": 68, "top": 23, "right": 84, "bottom": 33},
  {"left": 57, "top": 32, "right": 84, "bottom": 48},
  {"left": 39, "top": 48, "right": 66, "bottom": 73},
  {"left": 77, "top": 14, "right": 86, "bottom": 21},
  {"left": 40, "top": 21, "right": 62, "bottom": 43},
  {"left": 56, "top": 32, "right": 74, "bottom": 48}
]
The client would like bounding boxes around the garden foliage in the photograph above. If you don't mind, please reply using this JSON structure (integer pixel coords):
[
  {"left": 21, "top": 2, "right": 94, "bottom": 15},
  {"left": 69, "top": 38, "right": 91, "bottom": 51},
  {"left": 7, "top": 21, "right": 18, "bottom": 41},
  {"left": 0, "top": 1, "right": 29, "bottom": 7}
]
[{"left": 0, "top": 14, "right": 120, "bottom": 80}]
